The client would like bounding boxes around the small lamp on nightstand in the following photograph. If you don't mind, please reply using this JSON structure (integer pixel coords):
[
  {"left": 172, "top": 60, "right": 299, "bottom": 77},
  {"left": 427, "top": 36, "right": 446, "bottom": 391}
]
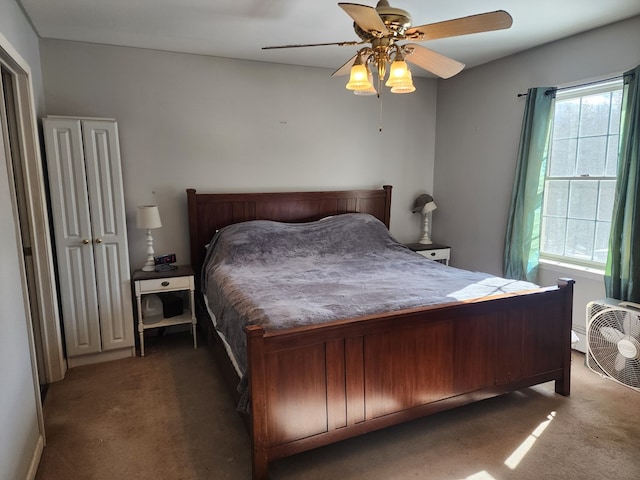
[
  {"left": 412, "top": 194, "right": 437, "bottom": 244},
  {"left": 136, "top": 205, "right": 162, "bottom": 272}
]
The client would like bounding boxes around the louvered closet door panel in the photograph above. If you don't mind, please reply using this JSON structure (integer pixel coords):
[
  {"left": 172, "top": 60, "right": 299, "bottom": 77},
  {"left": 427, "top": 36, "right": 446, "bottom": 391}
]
[
  {"left": 43, "top": 118, "right": 101, "bottom": 356},
  {"left": 81, "top": 120, "right": 134, "bottom": 351}
]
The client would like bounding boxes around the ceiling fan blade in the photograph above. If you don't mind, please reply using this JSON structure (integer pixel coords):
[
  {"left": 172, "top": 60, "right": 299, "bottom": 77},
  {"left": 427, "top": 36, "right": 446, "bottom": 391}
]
[
  {"left": 263, "top": 40, "right": 361, "bottom": 50},
  {"left": 406, "top": 10, "right": 513, "bottom": 41},
  {"left": 404, "top": 44, "right": 465, "bottom": 79},
  {"left": 332, "top": 54, "right": 358, "bottom": 77},
  {"left": 339, "top": 3, "right": 389, "bottom": 36}
]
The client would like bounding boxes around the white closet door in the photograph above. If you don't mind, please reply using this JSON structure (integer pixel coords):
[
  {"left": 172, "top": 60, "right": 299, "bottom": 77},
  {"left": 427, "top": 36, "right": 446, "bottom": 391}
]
[
  {"left": 81, "top": 120, "right": 134, "bottom": 351},
  {"left": 43, "top": 118, "right": 101, "bottom": 356}
]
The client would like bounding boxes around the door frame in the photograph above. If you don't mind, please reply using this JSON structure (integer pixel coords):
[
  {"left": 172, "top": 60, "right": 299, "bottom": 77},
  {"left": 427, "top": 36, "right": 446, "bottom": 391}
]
[{"left": 0, "top": 32, "right": 66, "bottom": 384}]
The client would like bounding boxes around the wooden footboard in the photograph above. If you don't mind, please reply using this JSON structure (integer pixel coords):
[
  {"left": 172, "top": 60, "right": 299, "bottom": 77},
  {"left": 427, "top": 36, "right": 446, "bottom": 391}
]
[{"left": 246, "top": 279, "right": 574, "bottom": 480}]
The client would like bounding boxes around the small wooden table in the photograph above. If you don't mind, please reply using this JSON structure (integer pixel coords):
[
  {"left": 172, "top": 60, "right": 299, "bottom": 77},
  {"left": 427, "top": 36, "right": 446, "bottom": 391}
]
[{"left": 132, "top": 265, "right": 197, "bottom": 356}]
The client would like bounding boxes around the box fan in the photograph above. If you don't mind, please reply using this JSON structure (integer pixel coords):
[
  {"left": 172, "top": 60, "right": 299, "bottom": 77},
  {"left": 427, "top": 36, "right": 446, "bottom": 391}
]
[{"left": 586, "top": 299, "right": 640, "bottom": 392}]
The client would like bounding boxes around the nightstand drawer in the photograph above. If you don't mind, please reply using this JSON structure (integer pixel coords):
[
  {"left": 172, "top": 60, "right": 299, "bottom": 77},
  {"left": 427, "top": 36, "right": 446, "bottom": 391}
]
[
  {"left": 417, "top": 249, "right": 449, "bottom": 261},
  {"left": 405, "top": 243, "right": 451, "bottom": 265},
  {"left": 138, "top": 275, "right": 191, "bottom": 293}
]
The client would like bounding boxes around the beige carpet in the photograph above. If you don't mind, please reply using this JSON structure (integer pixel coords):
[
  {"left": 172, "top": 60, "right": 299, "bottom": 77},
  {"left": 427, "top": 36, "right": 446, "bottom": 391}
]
[{"left": 36, "top": 331, "right": 640, "bottom": 480}]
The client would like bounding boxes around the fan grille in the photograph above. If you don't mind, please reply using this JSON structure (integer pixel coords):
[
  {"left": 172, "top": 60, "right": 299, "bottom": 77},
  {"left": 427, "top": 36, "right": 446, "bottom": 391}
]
[{"left": 587, "top": 302, "right": 640, "bottom": 392}]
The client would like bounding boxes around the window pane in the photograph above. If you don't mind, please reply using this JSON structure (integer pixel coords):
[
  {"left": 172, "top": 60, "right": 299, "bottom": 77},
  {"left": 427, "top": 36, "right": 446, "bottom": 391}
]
[
  {"left": 609, "top": 89, "right": 623, "bottom": 135},
  {"left": 540, "top": 80, "right": 622, "bottom": 266},
  {"left": 549, "top": 139, "right": 576, "bottom": 176},
  {"left": 605, "top": 134, "right": 619, "bottom": 176},
  {"left": 565, "top": 219, "right": 595, "bottom": 260},
  {"left": 553, "top": 98, "right": 580, "bottom": 139},
  {"left": 597, "top": 180, "right": 616, "bottom": 221},
  {"left": 579, "top": 93, "right": 611, "bottom": 137},
  {"left": 541, "top": 217, "right": 566, "bottom": 255},
  {"left": 543, "top": 180, "right": 569, "bottom": 216},
  {"left": 594, "top": 221, "right": 611, "bottom": 263},
  {"left": 568, "top": 180, "right": 598, "bottom": 220},
  {"left": 576, "top": 136, "right": 607, "bottom": 176}
]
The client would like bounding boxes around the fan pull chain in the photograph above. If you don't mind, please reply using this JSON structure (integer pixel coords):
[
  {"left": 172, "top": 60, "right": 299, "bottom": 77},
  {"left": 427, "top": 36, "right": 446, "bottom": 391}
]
[
  {"left": 377, "top": 75, "right": 383, "bottom": 132},
  {"left": 378, "top": 93, "right": 383, "bottom": 132}
]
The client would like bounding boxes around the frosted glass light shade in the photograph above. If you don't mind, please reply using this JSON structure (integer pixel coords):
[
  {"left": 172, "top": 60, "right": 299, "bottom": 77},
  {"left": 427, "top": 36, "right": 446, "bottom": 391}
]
[
  {"left": 354, "top": 72, "right": 377, "bottom": 96},
  {"left": 136, "top": 205, "right": 162, "bottom": 229},
  {"left": 391, "top": 71, "right": 416, "bottom": 93},
  {"left": 385, "top": 60, "right": 411, "bottom": 87},
  {"left": 346, "top": 64, "right": 372, "bottom": 91}
]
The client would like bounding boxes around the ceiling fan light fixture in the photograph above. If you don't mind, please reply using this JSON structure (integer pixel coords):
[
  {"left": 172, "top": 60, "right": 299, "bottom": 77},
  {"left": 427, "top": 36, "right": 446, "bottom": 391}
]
[
  {"left": 346, "top": 57, "right": 373, "bottom": 91},
  {"left": 385, "top": 59, "right": 410, "bottom": 87},
  {"left": 354, "top": 71, "right": 378, "bottom": 95},
  {"left": 266, "top": 3, "right": 515, "bottom": 99},
  {"left": 390, "top": 74, "right": 416, "bottom": 94}
]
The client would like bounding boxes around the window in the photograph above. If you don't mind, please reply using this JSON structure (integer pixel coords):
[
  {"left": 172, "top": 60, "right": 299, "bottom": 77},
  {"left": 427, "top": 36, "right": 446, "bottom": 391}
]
[{"left": 540, "top": 79, "right": 623, "bottom": 267}]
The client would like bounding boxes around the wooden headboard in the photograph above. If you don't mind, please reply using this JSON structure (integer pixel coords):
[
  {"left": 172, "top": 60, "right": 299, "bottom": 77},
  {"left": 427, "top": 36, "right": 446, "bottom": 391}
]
[{"left": 186, "top": 185, "right": 392, "bottom": 275}]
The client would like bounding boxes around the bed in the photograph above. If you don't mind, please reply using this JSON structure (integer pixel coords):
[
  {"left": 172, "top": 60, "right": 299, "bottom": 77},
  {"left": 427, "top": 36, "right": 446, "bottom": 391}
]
[{"left": 186, "top": 186, "right": 574, "bottom": 480}]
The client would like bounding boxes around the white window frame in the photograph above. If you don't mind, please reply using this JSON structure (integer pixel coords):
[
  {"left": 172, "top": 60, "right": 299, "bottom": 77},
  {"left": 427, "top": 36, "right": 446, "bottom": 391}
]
[{"left": 540, "top": 78, "right": 623, "bottom": 269}]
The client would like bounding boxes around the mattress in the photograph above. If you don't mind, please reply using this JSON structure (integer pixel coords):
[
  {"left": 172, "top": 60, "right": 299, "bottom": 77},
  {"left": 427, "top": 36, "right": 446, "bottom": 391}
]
[{"left": 201, "top": 213, "right": 538, "bottom": 381}]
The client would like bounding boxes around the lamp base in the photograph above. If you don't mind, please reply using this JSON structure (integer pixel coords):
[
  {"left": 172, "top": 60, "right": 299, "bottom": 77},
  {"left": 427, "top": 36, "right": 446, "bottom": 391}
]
[
  {"left": 142, "top": 229, "right": 156, "bottom": 272},
  {"left": 418, "top": 213, "right": 432, "bottom": 244},
  {"left": 142, "top": 254, "right": 155, "bottom": 272}
]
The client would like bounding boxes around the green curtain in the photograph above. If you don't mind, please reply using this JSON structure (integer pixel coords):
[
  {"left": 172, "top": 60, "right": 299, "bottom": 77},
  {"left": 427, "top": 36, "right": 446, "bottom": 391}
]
[
  {"left": 605, "top": 65, "right": 640, "bottom": 302},
  {"left": 503, "top": 87, "right": 556, "bottom": 282}
]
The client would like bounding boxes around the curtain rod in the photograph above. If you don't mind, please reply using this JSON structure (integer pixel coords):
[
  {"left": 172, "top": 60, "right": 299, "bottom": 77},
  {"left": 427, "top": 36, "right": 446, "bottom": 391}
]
[{"left": 516, "top": 73, "right": 629, "bottom": 97}]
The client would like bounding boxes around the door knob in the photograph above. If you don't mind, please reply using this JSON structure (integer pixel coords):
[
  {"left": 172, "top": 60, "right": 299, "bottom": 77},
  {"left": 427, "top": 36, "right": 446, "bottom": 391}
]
[
  {"left": 82, "top": 239, "right": 90, "bottom": 244},
  {"left": 95, "top": 238, "right": 103, "bottom": 244}
]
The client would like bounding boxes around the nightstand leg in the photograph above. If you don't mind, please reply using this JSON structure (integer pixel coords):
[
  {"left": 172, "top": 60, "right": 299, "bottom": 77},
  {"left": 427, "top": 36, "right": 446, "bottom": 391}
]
[
  {"left": 190, "top": 288, "right": 197, "bottom": 349},
  {"left": 136, "top": 293, "right": 145, "bottom": 357}
]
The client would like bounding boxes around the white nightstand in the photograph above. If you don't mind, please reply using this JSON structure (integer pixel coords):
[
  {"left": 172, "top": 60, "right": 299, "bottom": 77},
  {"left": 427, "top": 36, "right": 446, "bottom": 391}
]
[
  {"left": 405, "top": 243, "right": 451, "bottom": 265},
  {"left": 133, "top": 265, "right": 197, "bottom": 356}
]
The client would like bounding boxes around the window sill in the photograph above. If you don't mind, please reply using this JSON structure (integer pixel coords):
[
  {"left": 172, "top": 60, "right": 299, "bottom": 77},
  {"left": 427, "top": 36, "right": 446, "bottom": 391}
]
[{"left": 539, "top": 258, "right": 605, "bottom": 281}]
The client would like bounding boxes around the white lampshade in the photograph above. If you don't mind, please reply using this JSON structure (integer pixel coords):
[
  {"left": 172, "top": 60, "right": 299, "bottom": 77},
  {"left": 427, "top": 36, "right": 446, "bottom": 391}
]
[
  {"left": 136, "top": 205, "right": 162, "bottom": 230},
  {"left": 421, "top": 200, "right": 437, "bottom": 214}
]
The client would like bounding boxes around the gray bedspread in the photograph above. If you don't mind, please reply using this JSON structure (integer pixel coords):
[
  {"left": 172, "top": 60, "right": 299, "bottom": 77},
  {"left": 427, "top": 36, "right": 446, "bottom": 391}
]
[{"left": 202, "top": 213, "right": 538, "bottom": 386}]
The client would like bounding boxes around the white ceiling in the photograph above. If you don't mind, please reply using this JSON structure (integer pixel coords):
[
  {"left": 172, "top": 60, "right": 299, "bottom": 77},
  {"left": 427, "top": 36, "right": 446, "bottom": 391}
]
[{"left": 19, "top": 0, "right": 640, "bottom": 77}]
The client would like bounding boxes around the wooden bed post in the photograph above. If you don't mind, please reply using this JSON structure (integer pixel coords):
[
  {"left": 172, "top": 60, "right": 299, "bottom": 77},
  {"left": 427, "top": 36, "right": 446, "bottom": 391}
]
[
  {"left": 382, "top": 185, "right": 392, "bottom": 228},
  {"left": 555, "top": 278, "right": 575, "bottom": 396},
  {"left": 246, "top": 325, "right": 269, "bottom": 480},
  {"left": 186, "top": 188, "right": 199, "bottom": 274}
]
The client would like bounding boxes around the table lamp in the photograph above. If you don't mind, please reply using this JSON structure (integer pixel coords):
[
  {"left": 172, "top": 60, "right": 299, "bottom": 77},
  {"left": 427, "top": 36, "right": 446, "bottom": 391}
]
[
  {"left": 136, "top": 205, "right": 162, "bottom": 271},
  {"left": 412, "top": 194, "right": 437, "bottom": 244}
]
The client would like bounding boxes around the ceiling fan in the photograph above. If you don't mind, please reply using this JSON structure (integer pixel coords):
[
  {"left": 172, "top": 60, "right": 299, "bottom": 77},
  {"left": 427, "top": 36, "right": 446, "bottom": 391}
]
[{"left": 263, "top": 1, "right": 513, "bottom": 94}]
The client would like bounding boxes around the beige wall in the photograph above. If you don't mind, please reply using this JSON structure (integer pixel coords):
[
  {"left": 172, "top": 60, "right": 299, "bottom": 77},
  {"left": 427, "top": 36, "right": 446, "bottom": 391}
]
[{"left": 39, "top": 40, "right": 439, "bottom": 270}]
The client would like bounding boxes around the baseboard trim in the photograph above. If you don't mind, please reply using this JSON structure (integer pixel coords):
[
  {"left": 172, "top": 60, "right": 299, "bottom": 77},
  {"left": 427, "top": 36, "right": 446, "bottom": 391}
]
[
  {"left": 25, "top": 433, "right": 44, "bottom": 480},
  {"left": 67, "top": 347, "right": 135, "bottom": 368}
]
